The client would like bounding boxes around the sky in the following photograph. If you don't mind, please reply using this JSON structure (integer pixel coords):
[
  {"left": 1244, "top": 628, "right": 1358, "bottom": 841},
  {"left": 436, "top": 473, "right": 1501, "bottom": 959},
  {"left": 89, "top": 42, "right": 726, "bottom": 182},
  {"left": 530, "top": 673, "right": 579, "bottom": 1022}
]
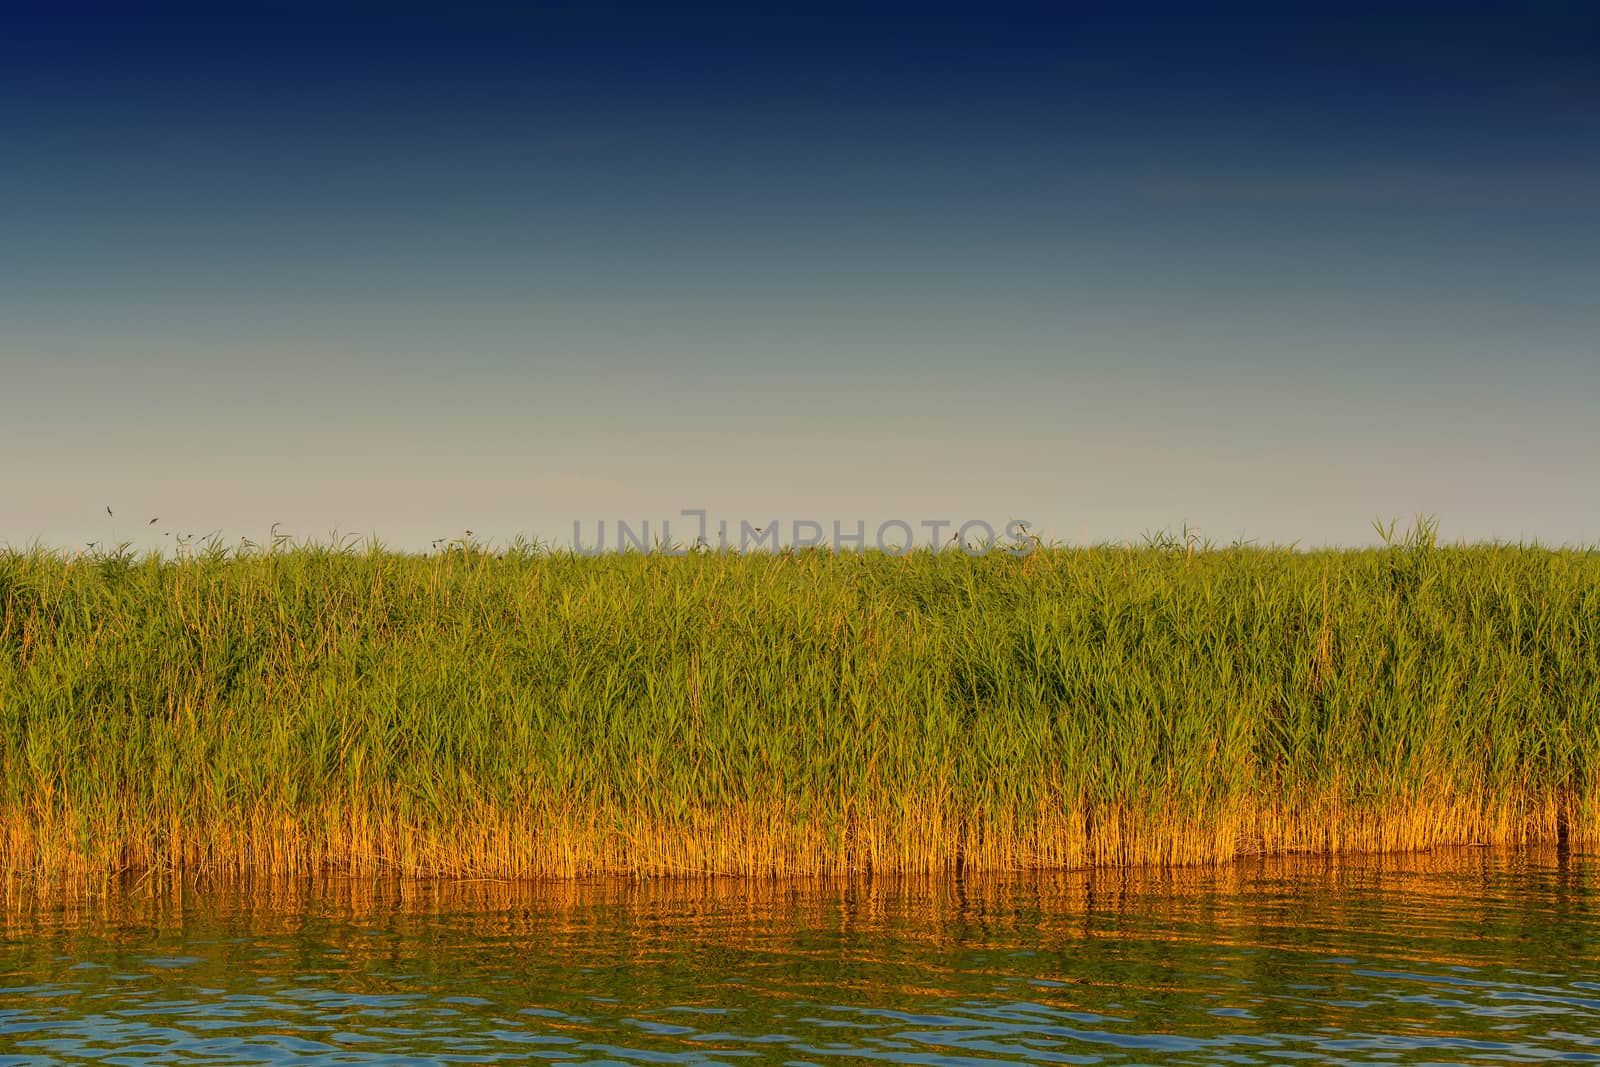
[{"left": 3, "top": 3, "right": 1597, "bottom": 552}]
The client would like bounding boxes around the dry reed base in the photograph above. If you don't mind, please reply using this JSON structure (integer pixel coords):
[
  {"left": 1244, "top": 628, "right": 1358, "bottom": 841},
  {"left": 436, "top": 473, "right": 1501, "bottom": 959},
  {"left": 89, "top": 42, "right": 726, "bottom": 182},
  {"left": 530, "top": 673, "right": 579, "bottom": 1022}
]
[{"left": 4, "top": 792, "right": 1590, "bottom": 880}]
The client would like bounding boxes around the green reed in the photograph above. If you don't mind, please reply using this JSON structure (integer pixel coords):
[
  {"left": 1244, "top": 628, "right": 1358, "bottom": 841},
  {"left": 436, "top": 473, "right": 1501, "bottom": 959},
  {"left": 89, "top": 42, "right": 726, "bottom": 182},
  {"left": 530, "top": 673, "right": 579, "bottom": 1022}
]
[{"left": 1, "top": 526, "right": 1595, "bottom": 876}]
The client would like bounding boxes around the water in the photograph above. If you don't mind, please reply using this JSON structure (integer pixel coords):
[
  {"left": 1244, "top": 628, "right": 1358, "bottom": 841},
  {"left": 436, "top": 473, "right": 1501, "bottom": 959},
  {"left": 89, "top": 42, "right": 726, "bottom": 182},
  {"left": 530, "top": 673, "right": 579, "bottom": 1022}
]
[{"left": 3, "top": 850, "right": 1597, "bottom": 1066}]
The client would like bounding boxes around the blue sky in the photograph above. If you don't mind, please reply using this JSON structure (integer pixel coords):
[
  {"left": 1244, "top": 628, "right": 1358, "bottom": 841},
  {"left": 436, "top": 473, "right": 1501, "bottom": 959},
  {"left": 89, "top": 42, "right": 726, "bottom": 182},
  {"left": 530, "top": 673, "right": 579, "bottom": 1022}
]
[{"left": 3, "top": 4, "right": 1597, "bottom": 550}]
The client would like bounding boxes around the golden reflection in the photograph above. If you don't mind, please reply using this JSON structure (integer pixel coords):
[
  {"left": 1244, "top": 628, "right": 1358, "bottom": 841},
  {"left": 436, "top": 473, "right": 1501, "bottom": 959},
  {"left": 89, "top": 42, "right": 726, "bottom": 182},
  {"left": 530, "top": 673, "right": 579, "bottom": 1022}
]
[{"left": 4, "top": 846, "right": 1588, "bottom": 960}]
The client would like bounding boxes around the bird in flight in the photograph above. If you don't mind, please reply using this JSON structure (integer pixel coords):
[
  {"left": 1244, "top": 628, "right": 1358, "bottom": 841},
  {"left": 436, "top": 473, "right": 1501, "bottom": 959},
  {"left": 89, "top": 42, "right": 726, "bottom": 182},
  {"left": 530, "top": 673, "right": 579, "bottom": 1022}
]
[
  {"left": 106, "top": 506, "right": 113, "bottom": 517},
  {"left": 149, "top": 518, "right": 159, "bottom": 525}
]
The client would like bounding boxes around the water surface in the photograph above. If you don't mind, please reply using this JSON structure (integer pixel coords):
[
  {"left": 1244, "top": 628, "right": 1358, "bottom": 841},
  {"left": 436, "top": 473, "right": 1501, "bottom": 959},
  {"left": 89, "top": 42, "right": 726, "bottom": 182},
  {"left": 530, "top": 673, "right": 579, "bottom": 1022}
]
[{"left": 3, "top": 850, "right": 1597, "bottom": 1065}]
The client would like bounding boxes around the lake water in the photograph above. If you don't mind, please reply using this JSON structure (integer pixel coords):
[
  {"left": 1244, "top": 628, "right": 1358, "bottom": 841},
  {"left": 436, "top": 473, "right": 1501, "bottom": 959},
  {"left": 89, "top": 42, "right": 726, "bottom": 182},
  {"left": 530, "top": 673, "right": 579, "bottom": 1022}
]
[{"left": 2, "top": 850, "right": 1596, "bottom": 1065}]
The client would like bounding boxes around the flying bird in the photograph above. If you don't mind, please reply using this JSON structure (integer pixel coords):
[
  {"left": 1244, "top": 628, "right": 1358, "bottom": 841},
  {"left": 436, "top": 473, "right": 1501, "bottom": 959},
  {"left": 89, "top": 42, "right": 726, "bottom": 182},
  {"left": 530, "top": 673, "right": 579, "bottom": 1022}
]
[
  {"left": 148, "top": 518, "right": 159, "bottom": 525},
  {"left": 106, "top": 506, "right": 113, "bottom": 517}
]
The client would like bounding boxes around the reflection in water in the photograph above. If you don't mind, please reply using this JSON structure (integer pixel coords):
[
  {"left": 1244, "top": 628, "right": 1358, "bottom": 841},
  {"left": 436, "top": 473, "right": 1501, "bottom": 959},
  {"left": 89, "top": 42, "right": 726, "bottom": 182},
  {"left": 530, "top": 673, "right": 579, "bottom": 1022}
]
[{"left": 2, "top": 849, "right": 1597, "bottom": 1065}]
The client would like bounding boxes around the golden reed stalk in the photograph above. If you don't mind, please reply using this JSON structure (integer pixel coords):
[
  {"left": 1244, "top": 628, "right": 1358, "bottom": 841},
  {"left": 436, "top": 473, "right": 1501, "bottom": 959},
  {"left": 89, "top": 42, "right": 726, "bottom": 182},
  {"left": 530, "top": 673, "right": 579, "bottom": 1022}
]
[{"left": 2, "top": 791, "right": 1590, "bottom": 878}]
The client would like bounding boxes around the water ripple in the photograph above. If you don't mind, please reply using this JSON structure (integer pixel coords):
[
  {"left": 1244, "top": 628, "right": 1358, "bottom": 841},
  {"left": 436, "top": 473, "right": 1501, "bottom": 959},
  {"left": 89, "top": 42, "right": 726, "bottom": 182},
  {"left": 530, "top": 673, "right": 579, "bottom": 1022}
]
[{"left": 2, "top": 850, "right": 1597, "bottom": 1065}]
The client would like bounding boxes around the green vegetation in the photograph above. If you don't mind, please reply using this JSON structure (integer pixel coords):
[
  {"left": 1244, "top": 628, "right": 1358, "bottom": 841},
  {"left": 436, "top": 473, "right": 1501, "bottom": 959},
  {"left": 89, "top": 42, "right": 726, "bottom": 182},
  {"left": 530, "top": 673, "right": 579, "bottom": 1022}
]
[{"left": 2, "top": 525, "right": 1596, "bottom": 877}]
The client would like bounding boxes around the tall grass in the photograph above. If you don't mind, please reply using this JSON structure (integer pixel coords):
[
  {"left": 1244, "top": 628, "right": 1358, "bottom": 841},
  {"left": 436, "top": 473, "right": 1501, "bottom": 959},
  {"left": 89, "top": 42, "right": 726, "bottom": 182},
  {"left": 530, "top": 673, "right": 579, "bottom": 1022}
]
[{"left": 2, "top": 528, "right": 1596, "bottom": 877}]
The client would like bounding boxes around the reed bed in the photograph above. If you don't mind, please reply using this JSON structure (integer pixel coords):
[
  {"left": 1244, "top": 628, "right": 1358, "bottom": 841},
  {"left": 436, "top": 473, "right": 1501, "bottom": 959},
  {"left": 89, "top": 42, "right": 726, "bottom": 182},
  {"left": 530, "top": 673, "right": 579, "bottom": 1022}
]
[{"left": 1, "top": 527, "right": 1596, "bottom": 878}]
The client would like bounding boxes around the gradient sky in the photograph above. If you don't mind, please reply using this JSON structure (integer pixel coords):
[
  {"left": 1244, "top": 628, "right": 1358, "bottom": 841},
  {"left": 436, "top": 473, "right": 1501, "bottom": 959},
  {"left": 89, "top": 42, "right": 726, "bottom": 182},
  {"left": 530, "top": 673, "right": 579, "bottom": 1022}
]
[{"left": 3, "top": 4, "right": 1597, "bottom": 551}]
